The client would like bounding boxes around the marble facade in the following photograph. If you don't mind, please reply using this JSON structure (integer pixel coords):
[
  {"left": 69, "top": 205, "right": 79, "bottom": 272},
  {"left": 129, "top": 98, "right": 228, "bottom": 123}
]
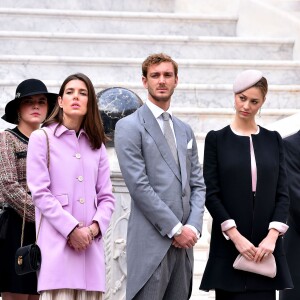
[
  {"left": 0, "top": 34, "right": 294, "bottom": 60},
  {"left": 1, "top": 1, "right": 300, "bottom": 299}
]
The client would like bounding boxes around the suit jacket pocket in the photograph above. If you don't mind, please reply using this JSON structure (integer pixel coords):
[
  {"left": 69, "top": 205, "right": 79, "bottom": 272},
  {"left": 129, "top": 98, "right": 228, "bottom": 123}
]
[
  {"left": 55, "top": 194, "right": 69, "bottom": 207},
  {"left": 186, "top": 148, "right": 193, "bottom": 160}
]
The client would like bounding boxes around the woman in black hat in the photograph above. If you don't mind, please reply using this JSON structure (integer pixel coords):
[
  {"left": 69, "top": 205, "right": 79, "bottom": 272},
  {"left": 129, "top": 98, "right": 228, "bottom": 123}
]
[{"left": 0, "top": 79, "right": 57, "bottom": 300}]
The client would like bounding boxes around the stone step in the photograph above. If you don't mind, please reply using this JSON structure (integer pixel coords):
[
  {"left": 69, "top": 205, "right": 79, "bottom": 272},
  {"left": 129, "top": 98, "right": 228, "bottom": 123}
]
[
  {"left": 190, "top": 290, "right": 214, "bottom": 300},
  {"left": 1, "top": 56, "right": 300, "bottom": 85},
  {"left": 0, "top": 0, "right": 176, "bottom": 12},
  {"left": 0, "top": 8, "right": 237, "bottom": 37},
  {"left": 0, "top": 32, "right": 294, "bottom": 60},
  {"left": 0, "top": 103, "right": 296, "bottom": 140},
  {"left": 190, "top": 214, "right": 214, "bottom": 299},
  {"left": 132, "top": 84, "right": 300, "bottom": 109},
  {"left": 104, "top": 83, "right": 300, "bottom": 109},
  {"left": 1, "top": 81, "right": 300, "bottom": 110},
  {"left": 173, "top": 107, "right": 300, "bottom": 137}
]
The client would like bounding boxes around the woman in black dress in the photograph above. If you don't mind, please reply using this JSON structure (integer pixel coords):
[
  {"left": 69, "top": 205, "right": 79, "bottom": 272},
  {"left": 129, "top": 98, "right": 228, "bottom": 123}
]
[
  {"left": 279, "top": 132, "right": 300, "bottom": 300},
  {"left": 200, "top": 70, "right": 293, "bottom": 299},
  {"left": 0, "top": 79, "right": 57, "bottom": 300}
]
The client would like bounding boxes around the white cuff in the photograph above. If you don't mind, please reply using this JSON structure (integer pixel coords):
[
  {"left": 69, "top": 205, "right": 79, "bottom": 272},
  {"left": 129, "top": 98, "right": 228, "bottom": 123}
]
[
  {"left": 269, "top": 221, "right": 289, "bottom": 235},
  {"left": 185, "top": 224, "right": 200, "bottom": 239},
  {"left": 168, "top": 222, "right": 182, "bottom": 238},
  {"left": 221, "top": 219, "right": 237, "bottom": 240}
]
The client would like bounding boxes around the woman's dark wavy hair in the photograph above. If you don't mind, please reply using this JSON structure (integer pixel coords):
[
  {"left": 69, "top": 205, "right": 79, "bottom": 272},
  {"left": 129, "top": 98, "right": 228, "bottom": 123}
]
[{"left": 43, "top": 73, "right": 107, "bottom": 149}]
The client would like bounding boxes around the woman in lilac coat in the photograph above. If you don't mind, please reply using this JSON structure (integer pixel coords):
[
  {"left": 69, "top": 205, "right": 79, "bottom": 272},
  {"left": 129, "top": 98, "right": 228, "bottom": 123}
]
[{"left": 27, "top": 73, "right": 115, "bottom": 300}]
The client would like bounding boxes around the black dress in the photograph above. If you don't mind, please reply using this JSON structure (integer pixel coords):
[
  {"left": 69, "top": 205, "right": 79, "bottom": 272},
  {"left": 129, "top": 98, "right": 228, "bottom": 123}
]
[
  {"left": 279, "top": 131, "right": 300, "bottom": 300},
  {"left": 0, "top": 128, "right": 38, "bottom": 294},
  {"left": 200, "top": 126, "right": 293, "bottom": 299},
  {"left": 279, "top": 224, "right": 300, "bottom": 300}
]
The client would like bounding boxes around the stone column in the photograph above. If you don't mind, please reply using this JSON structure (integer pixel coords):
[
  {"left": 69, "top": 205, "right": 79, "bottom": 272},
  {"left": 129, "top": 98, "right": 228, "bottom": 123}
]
[{"left": 104, "top": 148, "right": 129, "bottom": 300}]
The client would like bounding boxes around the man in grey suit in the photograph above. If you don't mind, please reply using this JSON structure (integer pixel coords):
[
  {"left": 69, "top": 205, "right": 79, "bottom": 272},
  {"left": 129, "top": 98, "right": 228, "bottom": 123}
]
[{"left": 115, "top": 53, "right": 206, "bottom": 300}]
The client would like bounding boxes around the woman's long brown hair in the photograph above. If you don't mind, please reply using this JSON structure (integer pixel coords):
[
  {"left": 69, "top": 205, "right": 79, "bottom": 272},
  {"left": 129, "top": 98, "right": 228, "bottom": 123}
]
[{"left": 43, "top": 73, "right": 107, "bottom": 149}]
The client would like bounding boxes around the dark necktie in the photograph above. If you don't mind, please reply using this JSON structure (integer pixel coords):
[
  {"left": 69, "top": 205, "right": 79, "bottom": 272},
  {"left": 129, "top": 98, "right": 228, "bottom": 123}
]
[{"left": 162, "top": 112, "right": 179, "bottom": 165}]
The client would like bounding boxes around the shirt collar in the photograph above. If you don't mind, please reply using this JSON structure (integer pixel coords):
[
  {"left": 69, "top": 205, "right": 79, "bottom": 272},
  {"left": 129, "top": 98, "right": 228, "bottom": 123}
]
[
  {"left": 52, "top": 123, "right": 87, "bottom": 138},
  {"left": 146, "top": 99, "right": 173, "bottom": 120}
]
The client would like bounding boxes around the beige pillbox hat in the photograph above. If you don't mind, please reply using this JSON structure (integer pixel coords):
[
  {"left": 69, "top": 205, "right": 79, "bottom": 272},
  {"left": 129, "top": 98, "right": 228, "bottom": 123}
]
[{"left": 233, "top": 70, "right": 263, "bottom": 94}]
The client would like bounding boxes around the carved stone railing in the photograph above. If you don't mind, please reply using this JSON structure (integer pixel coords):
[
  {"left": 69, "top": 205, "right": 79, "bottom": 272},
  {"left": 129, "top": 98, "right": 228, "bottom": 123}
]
[{"left": 104, "top": 171, "right": 130, "bottom": 300}]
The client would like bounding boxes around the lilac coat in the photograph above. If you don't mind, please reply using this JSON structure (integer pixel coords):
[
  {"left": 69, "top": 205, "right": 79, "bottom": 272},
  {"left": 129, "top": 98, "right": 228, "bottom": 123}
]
[{"left": 26, "top": 124, "right": 115, "bottom": 292}]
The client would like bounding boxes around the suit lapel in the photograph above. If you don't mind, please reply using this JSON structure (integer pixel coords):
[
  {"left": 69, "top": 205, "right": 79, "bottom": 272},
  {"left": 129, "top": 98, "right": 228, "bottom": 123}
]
[{"left": 139, "top": 105, "right": 181, "bottom": 182}]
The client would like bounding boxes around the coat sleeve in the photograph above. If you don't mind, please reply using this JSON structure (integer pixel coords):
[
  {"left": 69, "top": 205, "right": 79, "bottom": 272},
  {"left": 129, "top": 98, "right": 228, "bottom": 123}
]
[
  {"left": 0, "top": 132, "right": 35, "bottom": 222},
  {"left": 203, "top": 130, "right": 231, "bottom": 224},
  {"left": 114, "top": 117, "right": 180, "bottom": 237},
  {"left": 271, "top": 131, "right": 290, "bottom": 223},
  {"left": 185, "top": 125, "right": 206, "bottom": 233},
  {"left": 27, "top": 129, "right": 79, "bottom": 238},
  {"left": 283, "top": 135, "right": 300, "bottom": 231},
  {"left": 93, "top": 144, "right": 115, "bottom": 237}
]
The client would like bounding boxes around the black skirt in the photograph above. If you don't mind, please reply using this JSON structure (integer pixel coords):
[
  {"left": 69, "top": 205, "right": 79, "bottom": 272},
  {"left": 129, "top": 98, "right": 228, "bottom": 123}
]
[
  {"left": 216, "top": 289, "right": 275, "bottom": 300},
  {"left": 279, "top": 222, "right": 300, "bottom": 300},
  {"left": 0, "top": 207, "right": 38, "bottom": 294}
]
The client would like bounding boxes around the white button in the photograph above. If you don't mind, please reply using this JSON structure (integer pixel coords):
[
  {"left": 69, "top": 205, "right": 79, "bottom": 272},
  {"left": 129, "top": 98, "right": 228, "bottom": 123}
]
[
  {"left": 79, "top": 198, "right": 85, "bottom": 204},
  {"left": 78, "top": 176, "right": 84, "bottom": 182},
  {"left": 75, "top": 153, "right": 81, "bottom": 159},
  {"left": 78, "top": 222, "right": 84, "bottom": 227}
]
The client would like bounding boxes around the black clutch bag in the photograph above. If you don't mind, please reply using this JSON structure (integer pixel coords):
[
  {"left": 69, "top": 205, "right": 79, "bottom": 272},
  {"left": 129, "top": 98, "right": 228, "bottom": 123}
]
[
  {"left": 15, "top": 243, "right": 41, "bottom": 275},
  {"left": 15, "top": 129, "right": 49, "bottom": 276}
]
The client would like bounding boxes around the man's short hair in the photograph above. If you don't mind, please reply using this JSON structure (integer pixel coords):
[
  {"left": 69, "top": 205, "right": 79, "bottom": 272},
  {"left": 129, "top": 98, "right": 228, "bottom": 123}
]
[{"left": 142, "top": 53, "right": 178, "bottom": 77}]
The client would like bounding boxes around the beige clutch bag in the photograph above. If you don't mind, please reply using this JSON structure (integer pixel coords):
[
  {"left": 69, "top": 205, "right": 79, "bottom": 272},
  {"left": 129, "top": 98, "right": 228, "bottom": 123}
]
[{"left": 233, "top": 253, "right": 277, "bottom": 278}]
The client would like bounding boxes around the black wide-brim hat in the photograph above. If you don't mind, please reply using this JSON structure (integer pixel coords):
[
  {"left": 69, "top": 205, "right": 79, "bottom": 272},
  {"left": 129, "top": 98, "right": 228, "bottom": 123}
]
[{"left": 2, "top": 78, "right": 58, "bottom": 124}]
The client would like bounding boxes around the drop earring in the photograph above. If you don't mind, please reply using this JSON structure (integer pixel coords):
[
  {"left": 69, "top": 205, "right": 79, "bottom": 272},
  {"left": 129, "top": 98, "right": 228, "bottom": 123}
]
[{"left": 258, "top": 108, "right": 261, "bottom": 118}]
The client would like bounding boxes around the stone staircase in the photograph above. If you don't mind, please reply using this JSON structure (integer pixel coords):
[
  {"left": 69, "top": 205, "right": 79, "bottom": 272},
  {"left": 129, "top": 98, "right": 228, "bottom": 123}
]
[
  {"left": 1, "top": 1, "right": 300, "bottom": 142},
  {"left": 1, "top": 1, "right": 300, "bottom": 299}
]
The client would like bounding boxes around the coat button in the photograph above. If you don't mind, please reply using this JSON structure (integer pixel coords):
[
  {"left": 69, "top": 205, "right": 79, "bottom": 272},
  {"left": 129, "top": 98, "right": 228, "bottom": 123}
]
[
  {"left": 78, "top": 176, "right": 84, "bottom": 182},
  {"left": 79, "top": 198, "right": 85, "bottom": 204},
  {"left": 75, "top": 153, "right": 81, "bottom": 159}
]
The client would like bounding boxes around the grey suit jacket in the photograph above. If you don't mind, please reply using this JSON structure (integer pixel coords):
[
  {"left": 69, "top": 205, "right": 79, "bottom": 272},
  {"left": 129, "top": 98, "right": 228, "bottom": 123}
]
[{"left": 115, "top": 104, "right": 206, "bottom": 300}]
